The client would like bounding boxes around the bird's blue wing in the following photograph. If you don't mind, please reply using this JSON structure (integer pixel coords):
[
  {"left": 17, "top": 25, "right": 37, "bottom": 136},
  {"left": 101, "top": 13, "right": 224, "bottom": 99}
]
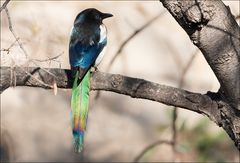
[{"left": 69, "top": 36, "right": 107, "bottom": 69}]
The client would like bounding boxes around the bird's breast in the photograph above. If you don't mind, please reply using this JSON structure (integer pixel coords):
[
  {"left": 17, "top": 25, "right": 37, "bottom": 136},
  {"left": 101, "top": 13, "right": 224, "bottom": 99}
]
[
  {"left": 94, "top": 45, "right": 106, "bottom": 67},
  {"left": 94, "top": 25, "right": 107, "bottom": 67},
  {"left": 99, "top": 24, "right": 107, "bottom": 43}
]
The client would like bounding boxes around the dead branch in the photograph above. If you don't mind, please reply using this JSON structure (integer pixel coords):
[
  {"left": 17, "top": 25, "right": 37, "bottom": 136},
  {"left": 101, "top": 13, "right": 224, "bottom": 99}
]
[
  {"left": 0, "top": 0, "right": 10, "bottom": 12},
  {"left": 171, "top": 49, "right": 199, "bottom": 158},
  {"left": 106, "top": 11, "right": 166, "bottom": 70},
  {"left": 31, "top": 53, "right": 62, "bottom": 63},
  {"left": 4, "top": 7, "right": 59, "bottom": 80},
  {"left": 5, "top": 7, "right": 28, "bottom": 59},
  {"left": 0, "top": 38, "right": 19, "bottom": 54},
  {"left": 133, "top": 140, "right": 173, "bottom": 162},
  {"left": 134, "top": 50, "right": 199, "bottom": 162}
]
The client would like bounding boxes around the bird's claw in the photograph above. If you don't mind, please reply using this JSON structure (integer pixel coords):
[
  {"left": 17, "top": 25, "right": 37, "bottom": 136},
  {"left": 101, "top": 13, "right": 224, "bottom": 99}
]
[{"left": 90, "top": 67, "right": 99, "bottom": 72}]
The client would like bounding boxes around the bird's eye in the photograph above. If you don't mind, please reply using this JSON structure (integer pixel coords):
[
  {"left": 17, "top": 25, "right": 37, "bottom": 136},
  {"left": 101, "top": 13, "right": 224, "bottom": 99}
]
[{"left": 95, "top": 15, "right": 100, "bottom": 20}]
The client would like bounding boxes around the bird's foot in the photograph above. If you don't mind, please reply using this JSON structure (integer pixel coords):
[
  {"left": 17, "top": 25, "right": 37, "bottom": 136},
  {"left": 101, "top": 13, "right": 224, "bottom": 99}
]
[{"left": 90, "top": 67, "right": 99, "bottom": 72}]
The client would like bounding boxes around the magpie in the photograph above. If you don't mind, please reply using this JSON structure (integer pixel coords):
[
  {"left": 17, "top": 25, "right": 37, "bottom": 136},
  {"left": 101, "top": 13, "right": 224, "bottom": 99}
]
[
  {"left": 69, "top": 8, "right": 113, "bottom": 82},
  {"left": 69, "top": 8, "right": 113, "bottom": 152}
]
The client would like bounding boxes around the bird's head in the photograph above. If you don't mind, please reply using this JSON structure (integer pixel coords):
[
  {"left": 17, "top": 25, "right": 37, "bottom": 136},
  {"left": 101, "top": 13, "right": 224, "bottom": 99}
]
[{"left": 74, "top": 8, "right": 113, "bottom": 26}]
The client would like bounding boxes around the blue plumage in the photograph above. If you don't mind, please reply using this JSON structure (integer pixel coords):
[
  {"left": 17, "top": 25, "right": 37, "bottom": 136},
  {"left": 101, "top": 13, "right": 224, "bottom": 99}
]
[
  {"left": 69, "top": 8, "right": 113, "bottom": 78},
  {"left": 69, "top": 27, "right": 107, "bottom": 68},
  {"left": 69, "top": 8, "right": 113, "bottom": 153}
]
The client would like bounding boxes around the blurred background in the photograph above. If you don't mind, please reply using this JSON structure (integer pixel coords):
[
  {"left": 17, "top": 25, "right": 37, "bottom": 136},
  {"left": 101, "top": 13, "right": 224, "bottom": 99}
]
[{"left": 1, "top": 1, "right": 239, "bottom": 162}]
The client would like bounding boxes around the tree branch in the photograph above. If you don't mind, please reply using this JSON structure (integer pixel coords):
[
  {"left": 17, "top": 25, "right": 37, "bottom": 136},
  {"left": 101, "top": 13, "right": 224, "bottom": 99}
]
[
  {"left": 106, "top": 11, "right": 166, "bottom": 70},
  {"left": 95, "top": 11, "right": 166, "bottom": 101},
  {"left": 0, "top": 66, "right": 215, "bottom": 113},
  {"left": 0, "top": 0, "right": 10, "bottom": 12},
  {"left": 236, "top": 15, "right": 240, "bottom": 20},
  {"left": 134, "top": 140, "right": 173, "bottom": 162},
  {"left": 159, "top": 0, "right": 240, "bottom": 150},
  {"left": 160, "top": 0, "right": 240, "bottom": 110},
  {"left": 0, "top": 66, "right": 239, "bottom": 150}
]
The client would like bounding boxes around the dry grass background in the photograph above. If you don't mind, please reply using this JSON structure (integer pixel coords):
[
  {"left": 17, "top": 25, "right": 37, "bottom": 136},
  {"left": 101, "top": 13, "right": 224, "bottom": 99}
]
[{"left": 1, "top": 1, "right": 239, "bottom": 162}]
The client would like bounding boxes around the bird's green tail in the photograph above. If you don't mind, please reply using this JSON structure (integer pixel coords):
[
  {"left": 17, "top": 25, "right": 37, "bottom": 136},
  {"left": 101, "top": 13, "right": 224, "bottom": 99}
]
[{"left": 71, "top": 71, "right": 90, "bottom": 153}]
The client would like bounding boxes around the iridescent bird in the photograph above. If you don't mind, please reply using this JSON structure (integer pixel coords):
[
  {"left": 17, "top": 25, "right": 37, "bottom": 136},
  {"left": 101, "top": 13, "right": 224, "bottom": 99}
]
[{"left": 69, "top": 8, "right": 113, "bottom": 152}]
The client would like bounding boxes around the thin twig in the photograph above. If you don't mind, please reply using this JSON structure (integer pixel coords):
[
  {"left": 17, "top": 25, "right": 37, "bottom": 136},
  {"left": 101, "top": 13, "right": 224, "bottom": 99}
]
[
  {"left": 4, "top": 7, "right": 58, "bottom": 79},
  {"left": 133, "top": 140, "right": 173, "bottom": 162},
  {"left": 32, "top": 53, "right": 62, "bottom": 63},
  {"left": 179, "top": 50, "right": 199, "bottom": 88},
  {"left": 171, "top": 106, "right": 178, "bottom": 161},
  {"left": 18, "top": 67, "right": 53, "bottom": 89},
  {"left": 132, "top": 49, "right": 199, "bottom": 162},
  {"left": 94, "top": 11, "right": 166, "bottom": 100},
  {"left": 106, "top": 11, "right": 166, "bottom": 71},
  {"left": 171, "top": 49, "right": 199, "bottom": 161},
  {"left": 6, "top": 58, "right": 54, "bottom": 89},
  {"left": 0, "top": 0, "right": 10, "bottom": 12},
  {"left": 0, "top": 38, "right": 19, "bottom": 54},
  {"left": 5, "top": 7, "right": 28, "bottom": 59},
  {"left": 30, "top": 52, "right": 63, "bottom": 68},
  {"left": 29, "top": 61, "right": 58, "bottom": 78}
]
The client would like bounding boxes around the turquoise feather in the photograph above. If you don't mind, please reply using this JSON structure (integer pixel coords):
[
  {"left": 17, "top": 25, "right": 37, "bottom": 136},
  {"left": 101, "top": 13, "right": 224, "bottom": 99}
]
[{"left": 71, "top": 71, "right": 90, "bottom": 153}]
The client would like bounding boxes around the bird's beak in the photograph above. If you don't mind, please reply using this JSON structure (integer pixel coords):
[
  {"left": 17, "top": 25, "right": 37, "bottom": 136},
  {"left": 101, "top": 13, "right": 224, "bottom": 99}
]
[{"left": 101, "top": 13, "right": 113, "bottom": 19}]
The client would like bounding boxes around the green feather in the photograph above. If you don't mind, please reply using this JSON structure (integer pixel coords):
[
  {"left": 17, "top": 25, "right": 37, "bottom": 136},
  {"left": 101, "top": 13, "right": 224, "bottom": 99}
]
[{"left": 71, "top": 71, "right": 90, "bottom": 153}]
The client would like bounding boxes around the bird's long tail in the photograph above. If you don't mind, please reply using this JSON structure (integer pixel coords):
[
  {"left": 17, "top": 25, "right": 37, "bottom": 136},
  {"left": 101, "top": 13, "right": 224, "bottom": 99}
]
[{"left": 71, "top": 71, "right": 90, "bottom": 153}]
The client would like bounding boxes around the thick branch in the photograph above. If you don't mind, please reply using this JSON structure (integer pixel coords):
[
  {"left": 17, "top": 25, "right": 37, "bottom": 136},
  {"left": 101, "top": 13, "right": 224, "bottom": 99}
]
[
  {"left": 160, "top": 0, "right": 240, "bottom": 150},
  {"left": 0, "top": 66, "right": 239, "bottom": 150},
  {"left": 160, "top": 0, "right": 240, "bottom": 110},
  {"left": 0, "top": 66, "right": 218, "bottom": 116}
]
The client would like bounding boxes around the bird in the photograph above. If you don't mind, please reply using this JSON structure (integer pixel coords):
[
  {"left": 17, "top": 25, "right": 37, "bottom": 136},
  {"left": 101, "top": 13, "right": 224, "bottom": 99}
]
[{"left": 69, "top": 8, "right": 113, "bottom": 153}]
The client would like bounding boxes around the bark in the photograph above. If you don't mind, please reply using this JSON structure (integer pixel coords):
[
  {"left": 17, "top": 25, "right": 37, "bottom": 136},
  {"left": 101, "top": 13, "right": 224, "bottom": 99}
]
[
  {"left": 159, "top": 0, "right": 240, "bottom": 150},
  {"left": 0, "top": 67, "right": 216, "bottom": 113},
  {"left": 0, "top": 0, "right": 239, "bottom": 151},
  {"left": 0, "top": 66, "right": 239, "bottom": 150},
  {"left": 160, "top": 0, "right": 240, "bottom": 110}
]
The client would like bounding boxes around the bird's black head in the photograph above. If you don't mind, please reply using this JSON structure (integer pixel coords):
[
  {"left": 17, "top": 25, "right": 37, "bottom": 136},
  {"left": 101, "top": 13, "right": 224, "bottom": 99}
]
[{"left": 74, "top": 8, "right": 113, "bottom": 26}]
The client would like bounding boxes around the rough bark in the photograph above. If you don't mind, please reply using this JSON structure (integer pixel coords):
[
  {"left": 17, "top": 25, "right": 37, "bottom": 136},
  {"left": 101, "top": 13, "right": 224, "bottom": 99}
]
[
  {"left": 0, "top": 66, "right": 239, "bottom": 150},
  {"left": 160, "top": 0, "right": 240, "bottom": 110},
  {"left": 0, "top": 0, "right": 239, "bottom": 151},
  {"left": 160, "top": 0, "right": 240, "bottom": 150},
  {"left": 0, "top": 67, "right": 216, "bottom": 113}
]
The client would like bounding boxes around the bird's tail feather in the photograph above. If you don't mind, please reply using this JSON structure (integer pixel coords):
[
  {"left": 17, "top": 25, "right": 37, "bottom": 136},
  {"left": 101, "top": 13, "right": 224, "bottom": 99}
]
[{"left": 71, "top": 71, "right": 90, "bottom": 153}]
